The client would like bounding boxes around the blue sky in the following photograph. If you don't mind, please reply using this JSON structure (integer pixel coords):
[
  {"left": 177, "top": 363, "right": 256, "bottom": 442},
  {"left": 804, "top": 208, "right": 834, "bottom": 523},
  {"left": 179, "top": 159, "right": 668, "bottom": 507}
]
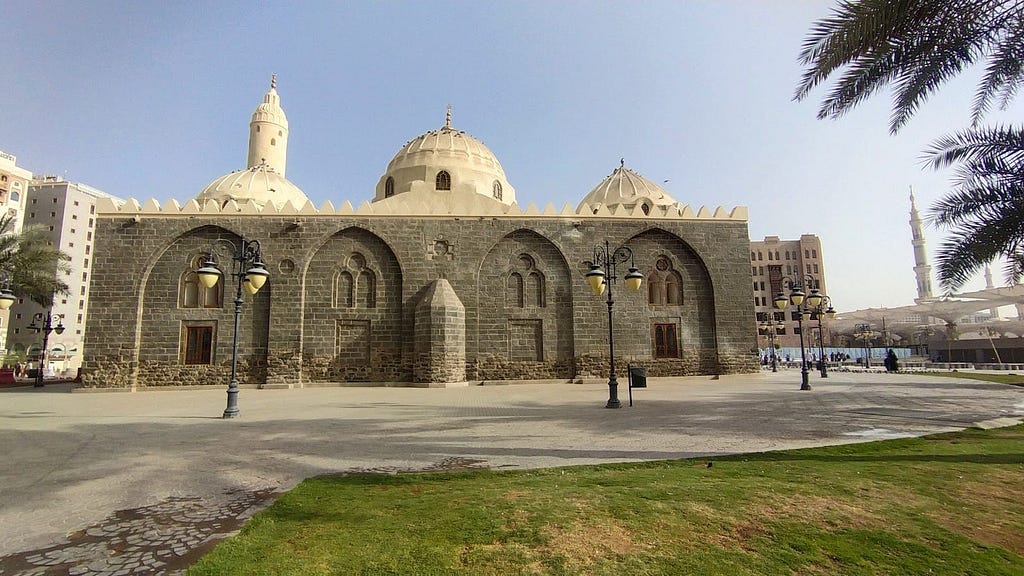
[{"left": 4, "top": 1, "right": 1009, "bottom": 312}]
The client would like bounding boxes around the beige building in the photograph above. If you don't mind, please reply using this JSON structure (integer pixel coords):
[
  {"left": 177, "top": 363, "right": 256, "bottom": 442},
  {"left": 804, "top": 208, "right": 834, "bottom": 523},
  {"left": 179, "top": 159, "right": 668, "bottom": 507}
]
[
  {"left": 0, "top": 150, "right": 31, "bottom": 353},
  {"left": 6, "top": 177, "right": 123, "bottom": 375},
  {"left": 750, "top": 234, "right": 829, "bottom": 349}
]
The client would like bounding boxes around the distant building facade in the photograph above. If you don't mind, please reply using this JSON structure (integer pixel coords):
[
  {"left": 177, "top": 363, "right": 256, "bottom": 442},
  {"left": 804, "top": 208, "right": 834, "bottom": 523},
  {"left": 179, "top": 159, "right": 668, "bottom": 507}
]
[
  {"left": 750, "top": 234, "right": 829, "bottom": 350},
  {"left": 0, "top": 150, "right": 31, "bottom": 353},
  {"left": 6, "top": 178, "right": 123, "bottom": 375},
  {"left": 80, "top": 79, "right": 760, "bottom": 389}
]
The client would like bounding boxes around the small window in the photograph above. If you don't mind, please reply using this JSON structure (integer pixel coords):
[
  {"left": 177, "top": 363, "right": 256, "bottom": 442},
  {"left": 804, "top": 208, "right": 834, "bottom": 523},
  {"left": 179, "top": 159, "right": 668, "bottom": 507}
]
[
  {"left": 812, "top": 249, "right": 817, "bottom": 258},
  {"left": 52, "top": 197, "right": 58, "bottom": 204},
  {"left": 183, "top": 324, "right": 215, "bottom": 365},
  {"left": 384, "top": 177, "right": 394, "bottom": 198},
  {"left": 73, "top": 200, "right": 79, "bottom": 206},
  {"left": 256, "top": 125, "right": 260, "bottom": 133},
  {"left": 72, "top": 214, "right": 78, "bottom": 220},
  {"left": 10, "top": 192, "right": 19, "bottom": 202},
  {"left": 0, "top": 175, "right": 5, "bottom": 181},
  {"left": 31, "top": 198, "right": 37, "bottom": 205},
  {"left": 270, "top": 138, "right": 276, "bottom": 146},
  {"left": 90, "top": 205, "right": 95, "bottom": 214},
  {"left": 493, "top": 180, "right": 502, "bottom": 200},
  {"left": 278, "top": 130, "right": 283, "bottom": 136},
  {"left": 435, "top": 170, "right": 451, "bottom": 191}
]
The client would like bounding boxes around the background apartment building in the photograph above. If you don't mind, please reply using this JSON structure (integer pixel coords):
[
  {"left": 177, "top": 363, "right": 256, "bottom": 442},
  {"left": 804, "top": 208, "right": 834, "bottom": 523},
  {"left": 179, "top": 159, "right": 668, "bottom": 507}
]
[
  {"left": 6, "top": 177, "right": 122, "bottom": 375},
  {"left": 750, "top": 234, "right": 829, "bottom": 349},
  {"left": 0, "top": 150, "right": 31, "bottom": 353}
]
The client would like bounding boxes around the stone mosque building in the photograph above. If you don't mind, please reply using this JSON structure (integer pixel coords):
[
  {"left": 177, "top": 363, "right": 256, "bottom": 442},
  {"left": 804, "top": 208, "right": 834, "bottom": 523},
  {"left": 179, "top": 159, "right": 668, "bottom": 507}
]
[{"left": 80, "top": 78, "right": 758, "bottom": 388}]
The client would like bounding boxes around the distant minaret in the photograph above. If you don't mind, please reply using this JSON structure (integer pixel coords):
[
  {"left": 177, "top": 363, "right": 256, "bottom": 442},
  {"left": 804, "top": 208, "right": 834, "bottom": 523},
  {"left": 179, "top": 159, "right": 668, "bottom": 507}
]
[
  {"left": 247, "top": 74, "right": 289, "bottom": 176},
  {"left": 984, "top": 265, "right": 1000, "bottom": 319},
  {"left": 909, "top": 189, "right": 934, "bottom": 301}
]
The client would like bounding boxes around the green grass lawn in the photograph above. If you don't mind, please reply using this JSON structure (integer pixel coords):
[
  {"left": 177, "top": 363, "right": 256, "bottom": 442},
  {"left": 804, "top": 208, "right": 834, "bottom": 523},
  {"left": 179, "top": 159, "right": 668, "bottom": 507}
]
[{"left": 188, "top": 424, "right": 1024, "bottom": 575}]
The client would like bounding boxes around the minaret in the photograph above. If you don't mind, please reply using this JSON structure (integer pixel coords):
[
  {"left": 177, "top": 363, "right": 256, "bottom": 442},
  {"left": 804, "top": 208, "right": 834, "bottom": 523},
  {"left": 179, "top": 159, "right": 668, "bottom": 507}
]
[
  {"left": 247, "top": 74, "right": 289, "bottom": 176},
  {"left": 984, "top": 265, "right": 1000, "bottom": 319},
  {"left": 909, "top": 189, "right": 934, "bottom": 301}
]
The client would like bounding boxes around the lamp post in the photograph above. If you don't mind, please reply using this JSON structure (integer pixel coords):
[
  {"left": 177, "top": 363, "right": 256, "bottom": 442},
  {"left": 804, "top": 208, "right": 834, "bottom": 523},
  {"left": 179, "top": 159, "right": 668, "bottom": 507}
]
[
  {"left": 585, "top": 240, "right": 644, "bottom": 409},
  {"left": 774, "top": 275, "right": 825, "bottom": 390},
  {"left": 195, "top": 237, "right": 269, "bottom": 418},
  {"left": 854, "top": 323, "right": 872, "bottom": 368},
  {"left": 809, "top": 295, "right": 836, "bottom": 378},
  {"left": 758, "top": 313, "right": 783, "bottom": 372},
  {"left": 28, "top": 311, "right": 64, "bottom": 387}
]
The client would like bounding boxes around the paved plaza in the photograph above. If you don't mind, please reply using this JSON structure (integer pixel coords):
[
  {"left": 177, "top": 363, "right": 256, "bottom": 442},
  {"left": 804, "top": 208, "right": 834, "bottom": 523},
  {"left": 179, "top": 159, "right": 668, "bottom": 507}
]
[{"left": 1, "top": 370, "right": 1023, "bottom": 575}]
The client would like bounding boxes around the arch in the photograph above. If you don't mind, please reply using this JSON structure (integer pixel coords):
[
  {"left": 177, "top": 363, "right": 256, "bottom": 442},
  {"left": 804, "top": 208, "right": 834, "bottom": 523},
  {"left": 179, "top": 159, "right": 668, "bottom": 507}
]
[
  {"left": 626, "top": 227, "right": 717, "bottom": 370},
  {"left": 493, "top": 180, "right": 503, "bottom": 200},
  {"left": 435, "top": 170, "right": 451, "bottom": 191},
  {"left": 303, "top": 226, "right": 403, "bottom": 382},
  {"left": 476, "top": 229, "right": 574, "bottom": 378},
  {"left": 137, "top": 224, "right": 271, "bottom": 387},
  {"left": 384, "top": 176, "right": 395, "bottom": 198}
]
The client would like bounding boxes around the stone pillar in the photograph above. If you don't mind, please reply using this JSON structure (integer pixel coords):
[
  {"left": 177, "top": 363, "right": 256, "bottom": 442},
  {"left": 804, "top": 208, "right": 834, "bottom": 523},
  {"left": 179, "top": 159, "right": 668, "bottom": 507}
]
[{"left": 414, "top": 279, "right": 465, "bottom": 383}]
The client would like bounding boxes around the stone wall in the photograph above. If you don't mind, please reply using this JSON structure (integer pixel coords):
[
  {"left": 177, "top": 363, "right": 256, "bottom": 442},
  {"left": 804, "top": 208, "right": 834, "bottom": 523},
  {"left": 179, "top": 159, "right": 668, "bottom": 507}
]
[{"left": 82, "top": 210, "right": 759, "bottom": 388}]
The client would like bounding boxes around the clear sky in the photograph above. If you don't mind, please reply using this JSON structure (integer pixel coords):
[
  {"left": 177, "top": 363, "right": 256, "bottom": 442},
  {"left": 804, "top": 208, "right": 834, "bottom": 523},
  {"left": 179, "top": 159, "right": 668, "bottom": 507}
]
[{"left": 3, "top": 1, "right": 1009, "bottom": 313}]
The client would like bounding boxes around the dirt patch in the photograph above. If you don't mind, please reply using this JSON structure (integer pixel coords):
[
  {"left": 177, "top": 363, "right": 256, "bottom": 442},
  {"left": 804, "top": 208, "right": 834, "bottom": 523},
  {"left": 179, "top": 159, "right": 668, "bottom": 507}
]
[
  {"left": 538, "top": 518, "right": 643, "bottom": 568},
  {"left": 749, "top": 492, "right": 883, "bottom": 531}
]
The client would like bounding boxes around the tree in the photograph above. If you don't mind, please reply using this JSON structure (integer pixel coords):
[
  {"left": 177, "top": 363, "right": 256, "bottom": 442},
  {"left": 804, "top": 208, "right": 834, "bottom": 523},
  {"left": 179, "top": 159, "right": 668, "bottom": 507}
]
[
  {"left": 794, "top": 0, "right": 1024, "bottom": 290},
  {"left": 0, "top": 214, "right": 71, "bottom": 306}
]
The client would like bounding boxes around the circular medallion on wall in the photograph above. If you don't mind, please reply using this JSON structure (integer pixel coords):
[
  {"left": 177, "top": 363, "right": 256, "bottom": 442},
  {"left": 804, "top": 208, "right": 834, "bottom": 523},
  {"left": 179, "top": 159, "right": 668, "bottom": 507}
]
[{"left": 278, "top": 258, "right": 295, "bottom": 275}]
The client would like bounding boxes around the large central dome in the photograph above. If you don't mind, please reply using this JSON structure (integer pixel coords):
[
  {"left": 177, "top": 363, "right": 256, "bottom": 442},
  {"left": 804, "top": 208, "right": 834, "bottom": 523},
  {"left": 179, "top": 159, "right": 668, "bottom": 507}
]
[{"left": 374, "top": 108, "right": 516, "bottom": 206}]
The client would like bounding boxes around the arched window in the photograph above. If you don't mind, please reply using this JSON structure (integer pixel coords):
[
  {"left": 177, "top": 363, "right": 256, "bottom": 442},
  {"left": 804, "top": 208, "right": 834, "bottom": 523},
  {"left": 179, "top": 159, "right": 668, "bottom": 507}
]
[
  {"left": 255, "top": 125, "right": 260, "bottom": 133},
  {"left": 270, "top": 138, "right": 277, "bottom": 146},
  {"left": 357, "top": 269, "right": 376, "bottom": 308},
  {"left": 10, "top": 191, "right": 19, "bottom": 202},
  {"left": 641, "top": 203, "right": 650, "bottom": 215},
  {"left": 493, "top": 180, "right": 502, "bottom": 200},
  {"left": 527, "top": 271, "right": 545, "bottom": 307},
  {"left": 507, "top": 272, "right": 524, "bottom": 308},
  {"left": 435, "top": 170, "right": 451, "bottom": 191},
  {"left": 335, "top": 271, "right": 354, "bottom": 308},
  {"left": 385, "top": 177, "right": 395, "bottom": 198},
  {"left": 180, "top": 255, "right": 221, "bottom": 308},
  {"left": 335, "top": 253, "right": 377, "bottom": 309},
  {"left": 647, "top": 256, "right": 682, "bottom": 307}
]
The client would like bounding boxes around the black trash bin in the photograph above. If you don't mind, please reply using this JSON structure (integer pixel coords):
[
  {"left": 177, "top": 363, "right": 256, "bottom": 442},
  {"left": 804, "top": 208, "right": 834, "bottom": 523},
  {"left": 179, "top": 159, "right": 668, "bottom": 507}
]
[{"left": 628, "top": 366, "right": 647, "bottom": 388}]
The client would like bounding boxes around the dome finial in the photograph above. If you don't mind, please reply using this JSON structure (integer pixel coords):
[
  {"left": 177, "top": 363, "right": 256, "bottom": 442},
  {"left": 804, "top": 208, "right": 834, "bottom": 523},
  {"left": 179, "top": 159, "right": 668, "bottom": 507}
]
[
  {"left": 271, "top": 73, "right": 277, "bottom": 90},
  {"left": 445, "top": 104, "right": 452, "bottom": 129},
  {"left": 620, "top": 158, "right": 625, "bottom": 168}
]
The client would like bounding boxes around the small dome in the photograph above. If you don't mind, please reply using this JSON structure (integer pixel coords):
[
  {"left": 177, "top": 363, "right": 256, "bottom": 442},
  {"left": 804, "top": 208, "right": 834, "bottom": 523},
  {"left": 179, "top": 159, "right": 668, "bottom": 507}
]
[
  {"left": 197, "top": 162, "right": 308, "bottom": 209},
  {"left": 374, "top": 110, "right": 515, "bottom": 206},
  {"left": 578, "top": 161, "right": 678, "bottom": 213}
]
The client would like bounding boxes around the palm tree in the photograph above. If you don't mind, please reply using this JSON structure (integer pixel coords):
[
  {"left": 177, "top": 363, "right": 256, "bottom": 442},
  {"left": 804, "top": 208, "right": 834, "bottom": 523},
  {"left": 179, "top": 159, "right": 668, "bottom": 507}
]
[
  {"left": 0, "top": 214, "right": 71, "bottom": 306},
  {"left": 795, "top": 0, "right": 1024, "bottom": 290}
]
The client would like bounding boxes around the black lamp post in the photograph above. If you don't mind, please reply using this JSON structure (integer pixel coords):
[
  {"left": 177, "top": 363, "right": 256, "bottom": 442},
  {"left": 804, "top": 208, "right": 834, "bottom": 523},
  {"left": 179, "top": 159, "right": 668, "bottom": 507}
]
[
  {"left": 774, "top": 275, "right": 826, "bottom": 391},
  {"left": 758, "top": 313, "right": 783, "bottom": 372},
  {"left": 28, "top": 311, "right": 64, "bottom": 387},
  {"left": 585, "top": 240, "right": 644, "bottom": 409},
  {"left": 854, "top": 323, "right": 872, "bottom": 368},
  {"left": 809, "top": 295, "right": 836, "bottom": 378},
  {"left": 195, "top": 237, "right": 269, "bottom": 418}
]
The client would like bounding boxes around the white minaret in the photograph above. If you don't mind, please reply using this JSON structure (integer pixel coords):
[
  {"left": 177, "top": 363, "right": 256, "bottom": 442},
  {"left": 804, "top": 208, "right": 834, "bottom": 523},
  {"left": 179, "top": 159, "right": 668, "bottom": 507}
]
[
  {"left": 909, "top": 189, "right": 934, "bottom": 301},
  {"left": 247, "top": 74, "right": 289, "bottom": 176}
]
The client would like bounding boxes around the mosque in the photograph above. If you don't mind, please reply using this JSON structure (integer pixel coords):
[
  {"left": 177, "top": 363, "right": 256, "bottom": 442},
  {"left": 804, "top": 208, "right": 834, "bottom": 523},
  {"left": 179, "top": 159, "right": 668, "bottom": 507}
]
[{"left": 80, "top": 78, "right": 758, "bottom": 389}]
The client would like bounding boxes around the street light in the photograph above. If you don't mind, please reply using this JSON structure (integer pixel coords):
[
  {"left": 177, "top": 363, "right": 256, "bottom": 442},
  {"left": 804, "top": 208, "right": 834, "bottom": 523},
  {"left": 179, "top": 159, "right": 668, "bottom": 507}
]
[
  {"left": 585, "top": 240, "right": 643, "bottom": 409},
  {"left": 854, "top": 323, "right": 872, "bottom": 368},
  {"left": 27, "top": 311, "right": 64, "bottom": 388},
  {"left": 196, "top": 237, "right": 269, "bottom": 418},
  {"left": 808, "top": 295, "right": 836, "bottom": 378},
  {"left": 758, "top": 312, "right": 783, "bottom": 372},
  {"left": 774, "top": 275, "right": 825, "bottom": 390}
]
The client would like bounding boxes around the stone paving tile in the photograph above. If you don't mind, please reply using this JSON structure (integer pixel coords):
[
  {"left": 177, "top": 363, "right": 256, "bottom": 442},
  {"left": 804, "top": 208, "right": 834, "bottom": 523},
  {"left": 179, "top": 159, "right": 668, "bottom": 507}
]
[{"left": 0, "top": 490, "right": 276, "bottom": 576}]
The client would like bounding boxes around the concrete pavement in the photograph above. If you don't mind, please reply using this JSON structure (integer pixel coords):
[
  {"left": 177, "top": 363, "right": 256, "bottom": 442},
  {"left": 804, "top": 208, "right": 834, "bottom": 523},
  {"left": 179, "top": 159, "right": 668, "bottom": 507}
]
[{"left": 1, "top": 370, "right": 1022, "bottom": 575}]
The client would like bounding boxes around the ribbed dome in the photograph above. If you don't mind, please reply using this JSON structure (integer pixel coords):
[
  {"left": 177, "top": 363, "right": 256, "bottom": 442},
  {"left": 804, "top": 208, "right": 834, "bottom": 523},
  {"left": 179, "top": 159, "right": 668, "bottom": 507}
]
[
  {"left": 578, "top": 162, "right": 678, "bottom": 213},
  {"left": 374, "top": 110, "right": 515, "bottom": 206},
  {"left": 197, "top": 162, "right": 308, "bottom": 209}
]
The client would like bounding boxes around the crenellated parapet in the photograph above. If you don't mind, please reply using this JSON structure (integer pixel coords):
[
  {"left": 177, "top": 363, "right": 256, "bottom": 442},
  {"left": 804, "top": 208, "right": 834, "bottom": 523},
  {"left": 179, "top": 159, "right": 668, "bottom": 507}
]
[{"left": 95, "top": 192, "right": 748, "bottom": 221}]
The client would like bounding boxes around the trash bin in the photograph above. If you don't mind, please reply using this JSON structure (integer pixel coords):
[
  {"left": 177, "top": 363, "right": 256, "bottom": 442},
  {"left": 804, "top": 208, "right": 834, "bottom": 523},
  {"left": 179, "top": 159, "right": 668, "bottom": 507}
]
[{"left": 628, "top": 366, "right": 647, "bottom": 388}]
